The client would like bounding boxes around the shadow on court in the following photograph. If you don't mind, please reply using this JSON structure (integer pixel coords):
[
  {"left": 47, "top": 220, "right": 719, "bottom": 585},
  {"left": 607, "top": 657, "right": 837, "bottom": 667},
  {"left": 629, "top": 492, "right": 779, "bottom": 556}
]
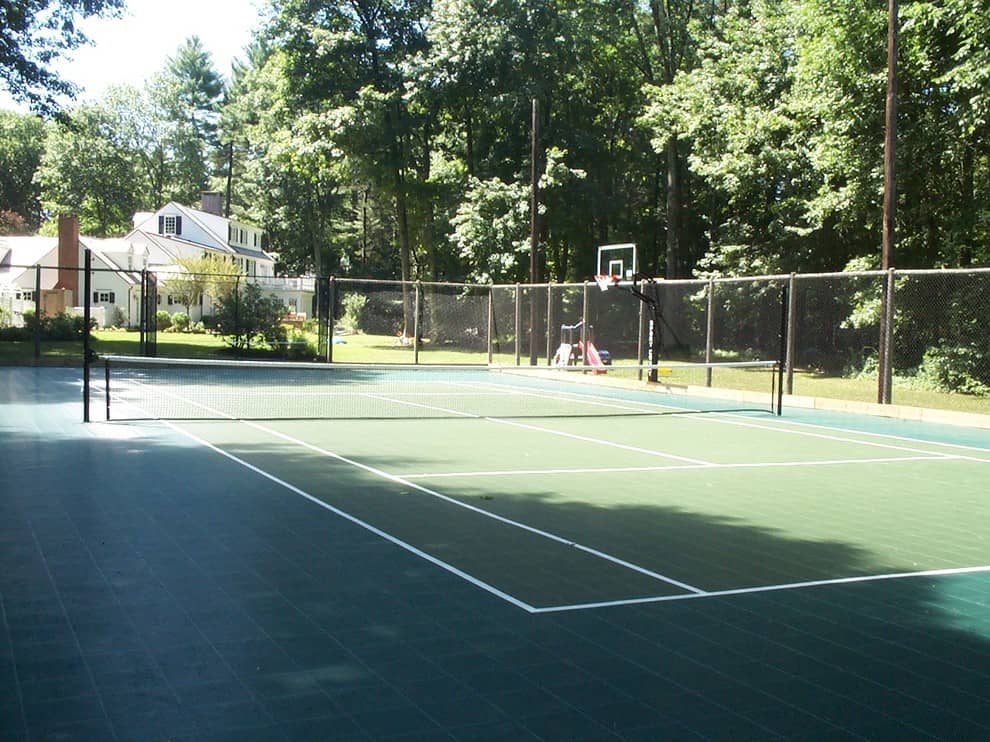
[{"left": 1, "top": 367, "right": 989, "bottom": 739}]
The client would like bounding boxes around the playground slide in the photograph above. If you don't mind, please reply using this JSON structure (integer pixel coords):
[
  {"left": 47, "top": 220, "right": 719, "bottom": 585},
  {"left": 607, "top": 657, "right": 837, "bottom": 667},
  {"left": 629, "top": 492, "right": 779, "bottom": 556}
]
[{"left": 583, "top": 341, "right": 608, "bottom": 373}]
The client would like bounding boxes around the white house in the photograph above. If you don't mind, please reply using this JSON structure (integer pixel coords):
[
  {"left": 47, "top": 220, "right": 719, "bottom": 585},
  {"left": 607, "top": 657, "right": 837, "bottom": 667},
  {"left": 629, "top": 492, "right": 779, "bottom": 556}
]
[{"left": 1, "top": 194, "right": 314, "bottom": 329}]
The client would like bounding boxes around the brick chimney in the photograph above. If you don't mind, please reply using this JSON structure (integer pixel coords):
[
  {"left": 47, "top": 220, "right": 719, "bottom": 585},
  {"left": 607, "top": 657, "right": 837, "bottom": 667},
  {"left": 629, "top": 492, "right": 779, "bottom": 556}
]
[
  {"left": 201, "top": 191, "right": 223, "bottom": 216},
  {"left": 53, "top": 214, "right": 80, "bottom": 299}
]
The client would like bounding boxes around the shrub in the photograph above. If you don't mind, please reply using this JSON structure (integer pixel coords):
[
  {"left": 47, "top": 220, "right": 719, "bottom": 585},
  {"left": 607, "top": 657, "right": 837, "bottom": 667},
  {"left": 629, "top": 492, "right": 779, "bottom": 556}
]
[
  {"left": 913, "top": 345, "right": 990, "bottom": 396},
  {"left": 283, "top": 329, "right": 317, "bottom": 360},
  {"left": 170, "top": 312, "right": 190, "bottom": 332},
  {"left": 156, "top": 310, "right": 172, "bottom": 331},
  {"left": 340, "top": 293, "right": 367, "bottom": 332},
  {"left": 107, "top": 305, "right": 126, "bottom": 328},
  {"left": 213, "top": 283, "right": 287, "bottom": 351}
]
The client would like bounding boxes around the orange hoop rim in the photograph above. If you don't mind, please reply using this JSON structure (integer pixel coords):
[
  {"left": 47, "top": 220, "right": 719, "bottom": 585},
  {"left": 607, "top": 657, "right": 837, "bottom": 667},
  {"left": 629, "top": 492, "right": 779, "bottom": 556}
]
[{"left": 594, "top": 274, "right": 619, "bottom": 291}]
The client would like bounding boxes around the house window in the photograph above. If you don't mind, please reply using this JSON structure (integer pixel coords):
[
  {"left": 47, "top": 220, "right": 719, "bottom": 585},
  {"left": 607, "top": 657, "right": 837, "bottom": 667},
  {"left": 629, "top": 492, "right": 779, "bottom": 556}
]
[
  {"left": 253, "top": 233, "right": 259, "bottom": 247},
  {"left": 93, "top": 291, "right": 116, "bottom": 304},
  {"left": 17, "top": 290, "right": 34, "bottom": 301},
  {"left": 160, "top": 215, "right": 182, "bottom": 235}
]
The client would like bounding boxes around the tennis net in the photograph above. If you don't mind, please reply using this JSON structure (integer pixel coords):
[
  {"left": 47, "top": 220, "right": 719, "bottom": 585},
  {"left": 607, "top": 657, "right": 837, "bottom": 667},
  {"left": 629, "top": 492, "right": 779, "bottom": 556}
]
[{"left": 95, "top": 355, "right": 781, "bottom": 421}]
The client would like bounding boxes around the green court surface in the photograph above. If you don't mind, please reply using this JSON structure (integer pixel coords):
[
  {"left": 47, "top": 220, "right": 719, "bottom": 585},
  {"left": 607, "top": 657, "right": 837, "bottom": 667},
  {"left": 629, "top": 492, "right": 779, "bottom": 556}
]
[
  {"left": 174, "top": 405, "right": 990, "bottom": 612},
  {"left": 3, "top": 365, "right": 990, "bottom": 740}
]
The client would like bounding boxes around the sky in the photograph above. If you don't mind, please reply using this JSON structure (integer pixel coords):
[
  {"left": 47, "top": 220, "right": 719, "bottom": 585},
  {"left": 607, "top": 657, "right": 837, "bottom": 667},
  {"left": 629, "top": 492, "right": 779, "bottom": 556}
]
[{"left": 0, "top": 0, "right": 263, "bottom": 112}]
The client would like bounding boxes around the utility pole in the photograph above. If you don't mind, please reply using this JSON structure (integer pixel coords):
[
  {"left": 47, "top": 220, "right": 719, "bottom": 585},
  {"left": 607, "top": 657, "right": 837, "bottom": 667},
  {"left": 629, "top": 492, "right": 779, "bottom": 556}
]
[{"left": 529, "top": 98, "right": 541, "bottom": 366}]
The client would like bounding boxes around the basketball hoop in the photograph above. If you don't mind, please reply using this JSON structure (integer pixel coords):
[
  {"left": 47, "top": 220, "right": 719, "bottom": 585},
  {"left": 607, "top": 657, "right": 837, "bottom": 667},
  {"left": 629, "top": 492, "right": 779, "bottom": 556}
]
[{"left": 594, "top": 274, "right": 619, "bottom": 292}]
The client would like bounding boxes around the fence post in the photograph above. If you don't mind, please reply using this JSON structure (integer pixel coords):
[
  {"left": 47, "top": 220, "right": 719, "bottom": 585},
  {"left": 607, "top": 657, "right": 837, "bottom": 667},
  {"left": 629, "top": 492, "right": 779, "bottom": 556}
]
[
  {"left": 326, "top": 276, "right": 335, "bottom": 363},
  {"left": 413, "top": 281, "right": 421, "bottom": 364},
  {"left": 705, "top": 278, "right": 715, "bottom": 386},
  {"left": 637, "top": 278, "right": 646, "bottom": 381},
  {"left": 33, "top": 264, "right": 41, "bottom": 361},
  {"left": 487, "top": 288, "right": 494, "bottom": 364},
  {"left": 83, "top": 250, "right": 92, "bottom": 422},
  {"left": 545, "top": 283, "right": 553, "bottom": 365},
  {"left": 786, "top": 273, "right": 797, "bottom": 394},
  {"left": 581, "top": 281, "right": 589, "bottom": 368},
  {"left": 139, "top": 269, "right": 147, "bottom": 355},
  {"left": 514, "top": 283, "right": 522, "bottom": 366},
  {"left": 881, "top": 269, "right": 896, "bottom": 404}
]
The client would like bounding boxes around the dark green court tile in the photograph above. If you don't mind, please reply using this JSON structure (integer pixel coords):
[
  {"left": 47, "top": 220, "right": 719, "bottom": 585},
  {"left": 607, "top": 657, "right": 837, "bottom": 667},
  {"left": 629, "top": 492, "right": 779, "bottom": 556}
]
[
  {"left": 741, "top": 704, "right": 844, "bottom": 737},
  {"left": 516, "top": 659, "right": 594, "bottom": 689},
  {"left": 23, "top": 716, "right": 115, "bottom": 741},
  {"left": 173, "top": 676, "right": 254, "bottom": 708},
  {"left": 431, "top": 649, "right": 508, "bottom": 678},
  {"left": 371, "top": 655, "right": 453, "bottom": 686},
  {"left": 14, "top": 652, "right": 90, "bottom": 687},
  {"left": 517, "top": 707, "right": 616, "bottom": 741},
  {"left": 586, "top": 699, "right": 672, "bottom": 733},
  {"left": 277, "top": 634, "right": 354, "bottom": 670},
  {"left": 350, "top": 703, "right": 444, "bottom": 738},
  {"left": 485, "top": 686, "right": 571, "bottom": 720},
  {"left": 280, "top": 713, "right": 368, "bottom": 740},
  {"left": 213, "top": 637, "right": 300, "bottom": 677},
  {"left": 21, "top": 693, "right": 105, "bottom": 728},
  {"left": 548, "top": 679, "right": 635, "bottom": 711},
  {"left": 459, "top": 666, "right": 529, "bottom": 695},
  {"left": 74, "top": 620, "right": 145, "bottom": 656},
  {"left": 18, "top": 672, "right": 96, "bottom": 703},
  {"left": 397, "top": 675, "right": 475, "bottom": 706},
  {"left": 261, "top": 690, "right": 339, "bottom": 723},
  {"left": 447, "top": 719, "right": 541, "bottom": 741},
  {"left": 86, "top": 649, "right": 167, "bottom": 693},
  {"left": 154, "top": 644, "right": 238, "bottom": 689},
  {"left": 326, "top": 681, "right": 413, "bottom": 715},
  {"left": 190, "top": 698, "right": 277, "bottom": 734},
  {"left": 238, "top": 668, "right": 329, "bottom": 699},
  {"left": 416, "top": 695, "right": 507, "bottom": 728}
]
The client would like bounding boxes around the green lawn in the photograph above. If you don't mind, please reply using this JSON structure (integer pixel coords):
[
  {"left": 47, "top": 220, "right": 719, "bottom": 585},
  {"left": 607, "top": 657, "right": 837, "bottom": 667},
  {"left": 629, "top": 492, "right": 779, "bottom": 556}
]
[{"left": 2, "top": 328, "right": 987, "bottom": 416}]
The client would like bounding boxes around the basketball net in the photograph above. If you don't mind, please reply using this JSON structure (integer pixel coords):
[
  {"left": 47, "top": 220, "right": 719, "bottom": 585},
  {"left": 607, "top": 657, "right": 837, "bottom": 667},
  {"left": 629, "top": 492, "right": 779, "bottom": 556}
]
[{"left": 594, "top": 274, "right": 618, "bottom": 292}]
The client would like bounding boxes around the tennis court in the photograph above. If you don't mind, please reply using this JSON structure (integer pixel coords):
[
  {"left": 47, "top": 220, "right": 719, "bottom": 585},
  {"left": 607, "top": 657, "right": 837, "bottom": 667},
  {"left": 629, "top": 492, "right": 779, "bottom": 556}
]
[
  {"left": 3, "top": 362, "right": 990, "bottom": 739},
  {"left": 96, "top": 357, "right": 990, "bottom": 614}
]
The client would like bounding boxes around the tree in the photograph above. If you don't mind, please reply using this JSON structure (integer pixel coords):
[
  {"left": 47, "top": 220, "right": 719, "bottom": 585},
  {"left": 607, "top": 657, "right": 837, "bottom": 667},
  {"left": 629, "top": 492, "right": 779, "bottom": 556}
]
[
  {"left": 0, "top": 110, "right": 45, "bottom": 229},
  {"left": 0, "top": 0, "right": 125, "bottom": 117},
  {"left": 152, "top": 37, "right": 226, "bottom": 205},
  {"left": 213, "top": 281, "right": 286, "bottom": 352},
  {"left": 35, "top": 103, "right": 143, "bottom": 236},
  {"left": 163, "top": 254, "right": 241, "bottom": 317}
]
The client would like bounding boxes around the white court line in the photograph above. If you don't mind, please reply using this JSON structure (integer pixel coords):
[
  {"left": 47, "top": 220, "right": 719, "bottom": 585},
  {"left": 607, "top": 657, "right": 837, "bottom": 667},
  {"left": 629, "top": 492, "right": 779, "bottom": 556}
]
[
  {"left": 237, "top": 419, "right": 706, "bottom": 596},
  {"left": 105, "top": 379, "right": 706, "bottom": 597},
  {"left": 532, "top": 564, "right": 990, "bottom": 613},
  {"left": 682, "top": 411, "right": 990, "bottom": 462},
  {"left": 163, "top": 420, "right": 539, "bottom": 613},
  {"left": 400, "top": 454, "right": 963, "bottom": 480},
  {"left": 484, "top": 417, "right": 714, "bottom": 466}
]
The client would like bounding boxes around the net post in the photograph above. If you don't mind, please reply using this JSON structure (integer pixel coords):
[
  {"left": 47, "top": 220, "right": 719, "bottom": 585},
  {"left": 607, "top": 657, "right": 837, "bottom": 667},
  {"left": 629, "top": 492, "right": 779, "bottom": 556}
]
[
  {"left": 33, "top": 264, "right": 41, "bottom": 361},
  {"left": 777, "top": 284, "right": 788, "bottom": 415},
  {"left": 104, "top": 357, "right": 111, "bottom": 421},
  {"left": 82, "top": 250, "right": 92, "bottom": 423}
]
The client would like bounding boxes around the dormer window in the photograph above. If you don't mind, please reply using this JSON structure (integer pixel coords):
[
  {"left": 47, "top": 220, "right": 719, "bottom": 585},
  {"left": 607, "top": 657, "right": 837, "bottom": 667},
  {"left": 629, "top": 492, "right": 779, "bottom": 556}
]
[{"left": 159, "top": 215, "right": 182, "bottom": 236}]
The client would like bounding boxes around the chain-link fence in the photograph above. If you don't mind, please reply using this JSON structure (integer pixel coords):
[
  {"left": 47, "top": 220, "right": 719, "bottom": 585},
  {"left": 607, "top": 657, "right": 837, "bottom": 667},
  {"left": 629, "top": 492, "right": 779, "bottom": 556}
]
[{"left": 4, "top": 259, "right": 989, "bottom": 411}]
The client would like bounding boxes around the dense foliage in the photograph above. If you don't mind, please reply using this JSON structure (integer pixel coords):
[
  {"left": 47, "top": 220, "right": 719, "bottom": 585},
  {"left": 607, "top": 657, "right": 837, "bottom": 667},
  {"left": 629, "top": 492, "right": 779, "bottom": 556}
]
[{"left": 2, "top": 0, "right": 989, "bottom": 279}]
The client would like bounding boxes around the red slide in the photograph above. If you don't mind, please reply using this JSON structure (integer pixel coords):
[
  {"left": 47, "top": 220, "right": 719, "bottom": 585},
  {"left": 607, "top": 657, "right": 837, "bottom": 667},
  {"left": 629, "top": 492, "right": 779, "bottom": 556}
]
[{"left": 581, "top": 341, "right": 608, "bottom": 374}]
